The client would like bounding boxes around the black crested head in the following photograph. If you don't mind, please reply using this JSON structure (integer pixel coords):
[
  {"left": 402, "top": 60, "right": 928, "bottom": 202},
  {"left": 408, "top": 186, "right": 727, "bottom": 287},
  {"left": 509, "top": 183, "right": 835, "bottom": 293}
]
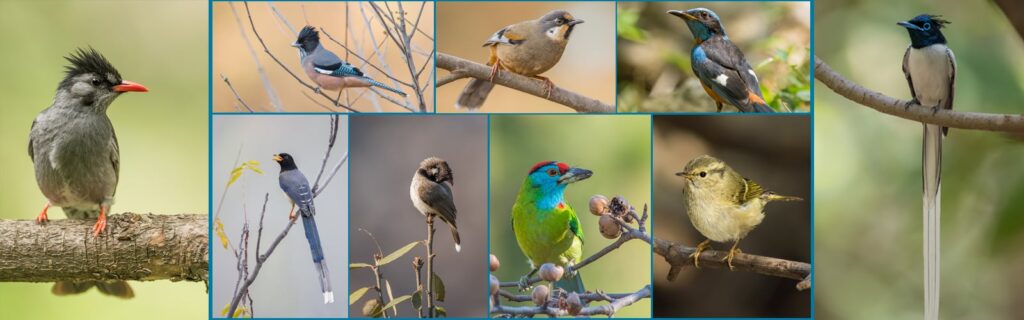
[
  {"left": 59, "top": 47, "right": 122, "bottom": 90},
  {"left": 274, "top": 153, "right": 299, "bottom": 171},
  {"left": 295, "top": 25, "right": 321, "bottom": 53},
  {"left": 899, "top": 14, "right": 950, "bottom": 48}
]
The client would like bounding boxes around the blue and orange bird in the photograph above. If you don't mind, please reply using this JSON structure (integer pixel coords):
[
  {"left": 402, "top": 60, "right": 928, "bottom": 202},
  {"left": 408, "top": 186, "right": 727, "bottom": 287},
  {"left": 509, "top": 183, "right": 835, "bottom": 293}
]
[
  {"left": 292, "top": 26, "right": 406, "bottom": 97},
  {"left": 668, "top": 8, "right": 773, "bottom": 113},
  {"left": 273, "top": 153, "right": 335, "bottom": 304}
]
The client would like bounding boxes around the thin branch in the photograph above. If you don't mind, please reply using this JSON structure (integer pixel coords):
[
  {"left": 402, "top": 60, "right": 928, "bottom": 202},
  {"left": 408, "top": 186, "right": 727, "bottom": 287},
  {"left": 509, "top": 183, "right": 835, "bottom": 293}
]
[
  {"left": 436, "top": 53, "right": 614, "bottom": 113},
  {"left": 319, "top": 28, "right": 411, "bottom": 87},
  {"left": 491, "top": 285, "right": 651, "bottom": 317},
  {"left": 310, "top": 114, "right": 340, "bottom": 195},
  {"left": 243, "top": 2, "right": 358, "bottom": 112},
  {"left": 436, "top": 72, "right": 468, "bottom": 88},
  {"left": 229, "top": 2, "right": 283, "bottom": 112},
  {"left": 0, "top": 213, "right": 207, "bottom": 282},
  {"left": 220, "top": 75, "right": 255, "bottom": 113},
  {"left": 814, "top": 55, "right": 1024, "bottom": 132},
  {"left": 425, "top": 215, "right": 436, "bottom": 317}
]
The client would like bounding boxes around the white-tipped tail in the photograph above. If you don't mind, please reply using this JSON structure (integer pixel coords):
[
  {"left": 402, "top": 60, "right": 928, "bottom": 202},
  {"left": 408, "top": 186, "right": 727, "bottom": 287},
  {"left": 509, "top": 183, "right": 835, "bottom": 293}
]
[
  {"left": 324, "top": 291, "right": 335, "bottom": 304},
  {"left": 455, "top": 243, "right": 461, "bottom": 253}
]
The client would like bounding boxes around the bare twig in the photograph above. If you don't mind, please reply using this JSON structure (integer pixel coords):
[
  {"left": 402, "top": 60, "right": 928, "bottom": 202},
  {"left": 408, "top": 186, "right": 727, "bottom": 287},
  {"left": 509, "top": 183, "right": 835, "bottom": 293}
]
[
  {"left": 815, "top": 55, "right": 1024, "bottom": 132},
  {"left": 491, "top": 285, "right": 652, "bottom": 317},
  {"left": 220, "top": 75, "right": 255, "bottom": 113},
  {"left": 436, "top": 53, "right": 614, "bottom": 113},
  {"left": 229, "top": 2, "right": 283, "bottom": 112},
  {"left": 425, "top": 215, "right": 436, "bottom": 317},
  {"left": 436, "top": 71, "right": 468, "bottom": 88}
]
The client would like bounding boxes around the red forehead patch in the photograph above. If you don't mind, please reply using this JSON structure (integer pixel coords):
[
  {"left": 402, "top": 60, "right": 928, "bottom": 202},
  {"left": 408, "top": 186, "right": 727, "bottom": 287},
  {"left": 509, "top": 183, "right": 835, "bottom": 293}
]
[{"left": 529, "top": 161, "right": 570, "bottom": 174}]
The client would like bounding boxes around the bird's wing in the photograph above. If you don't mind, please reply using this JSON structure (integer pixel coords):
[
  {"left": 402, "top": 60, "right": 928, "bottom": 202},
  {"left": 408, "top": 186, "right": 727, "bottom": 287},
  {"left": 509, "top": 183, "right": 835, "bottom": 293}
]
[
  {"left": 280, "top": 170, "right": 315, "bottom": 216},
  {"left": 943, "top": 47, "right": 956, "bottom": 135},
  {"left": 312, "top": 49, "right": 364, "bottom": 78},
  {"left": 109, "top": 122, "right": 120, "bottom": 195},
  {"left": 28, "top": 119, "right": 36, "bottom": 161},
  {"left": 735, "top": 178, "right": 765, "bottom": 205},
  {"left": 702, "top": 37, "right": 763, "bottom": 99},
  {"left": 483, "top": 25, "right": 526, "bottom": 46},
  {"left": 565, "top": 204, "right": 584, "bottom": 244},
  {"left": 902, "top": 46, "right": 918, "bottom": 101},
  {"left": 692, "top": 46, "right": 752, "bottom": 109},
  {"left": 419, "top": 181, "right": 457, "bottom": 224}
]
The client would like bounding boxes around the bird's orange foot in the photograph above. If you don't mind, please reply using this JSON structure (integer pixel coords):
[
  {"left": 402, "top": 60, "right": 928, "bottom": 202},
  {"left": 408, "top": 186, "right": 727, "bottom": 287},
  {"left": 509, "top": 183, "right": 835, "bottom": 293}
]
[
  {"left": 688, "top": 239, "right": 712, "bottom": 268},
  {"left": 488, "top": 60, "right": 503, "bottom": 83},
  {"left": 36, "top": 203, "right": 51, "bottom": 224},
  {"left": 91, "top": 208, "right": 108, "bottom": 237},
  {"left": 533, "top": 76, "right": 554, "bottom": 99}
]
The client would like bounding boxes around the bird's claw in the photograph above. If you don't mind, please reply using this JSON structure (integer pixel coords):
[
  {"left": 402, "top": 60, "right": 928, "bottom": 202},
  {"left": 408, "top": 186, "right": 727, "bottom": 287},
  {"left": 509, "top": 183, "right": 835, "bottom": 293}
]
[
  {"left": 517, "top": 275, "right": 532, "bottom": 291},
  {"left": 289, "top": 212, "right": 298, "bottom": 221},
  {"left": 532, "top": 76, "right": 555, "bottom": 99},
  {"left": 688, "top": 239, "right": 712, "bottom": 268},
  {"left": 722, "top": 248, "right": 742, "bottom": 270},
  {"left": 35, "top": 204, "right": 50, "bottom": 224},
  {"left": 488, "top": 60, "right": 502, "bottom": 83},
  {"left": 91, "top": 217, "right": 107, "bottom": 237}
]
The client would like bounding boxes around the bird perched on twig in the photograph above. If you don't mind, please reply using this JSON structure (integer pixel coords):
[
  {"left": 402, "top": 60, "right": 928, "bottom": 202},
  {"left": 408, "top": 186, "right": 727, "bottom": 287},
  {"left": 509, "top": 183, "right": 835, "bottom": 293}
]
[
  {"left": 898, "top": 14, "right": 955, "bottom": 320},
  {"left": 668, "top": 8, "right": 773, "bottom": 112},
  {"left": 273, "top": 153, "right": 334, "bottom": 304},
  {"left": 512, "top": 161, "right": 592, "bottom": 293},
  {"left": 676, "top": 155, "right": 801, "bottom": 269},
  {"left": 292, "top": 25, "right": 406, "bottom": 97},
  {"left": 29, "top": 47, "right": 147, "bottom": 298},
  {"left": 456, "top": 10, "right": 584, "bottom": 109},
  {"left": 410, "top": 157, "right": 461, "bottom": 252}
]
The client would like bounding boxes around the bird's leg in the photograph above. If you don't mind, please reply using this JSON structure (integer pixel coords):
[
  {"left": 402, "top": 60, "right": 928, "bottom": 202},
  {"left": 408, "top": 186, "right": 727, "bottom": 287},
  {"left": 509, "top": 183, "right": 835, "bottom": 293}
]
[
  {"left": 35, "top": 202, "right": 51, "bottom": 224},
  {"left": 689, "top": 239, "right": 712, "bottom": 268},
  {"left": 518, "top": 267, "right": 539, "bottom": 290},
  {"left": 488, "top": 59, "right": 504, "bottom": 83},
  {"left": 91, "top": 205, "right": 108, "bottom": 237},
  {"left": 905, "top": 98, "right": 919, "bottom": 111},
  {"left": 722, "top": 240, "right": 743, "bottom": 270},
  {"left": 288, "top": 202, "right": 297, "bottom": 221},
  {"left": 716, "top": 102, "right": 723, "bottom": 113},
  {"left": 531, "top": 75, "right": 555, "bottom": 99}
]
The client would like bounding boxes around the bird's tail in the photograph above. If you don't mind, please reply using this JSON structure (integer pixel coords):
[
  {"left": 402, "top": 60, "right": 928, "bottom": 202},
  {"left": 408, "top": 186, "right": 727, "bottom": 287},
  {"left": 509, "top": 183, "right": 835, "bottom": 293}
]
[
  {"left": 554, "top": 270, "right": 585, "bottom": 294},
  {"left": 750, "top": 101, "right": 774, "bottom": 113},
  {"left": 922, "top": 124, "right": 942, "bottom": 320},
  {"left": 764, "top": 192, "right": 803, "bottom": 202},
  {"left": 455, "top": 78, "right": 495, "bottom": 109},
  {"left": 449, "top": 225, "right": 462, "bottom": 253},
  {"left": 52, "top": 281, "right": 134, "bottom": 299},
  {"left": 302, "top": 215, "right": 334, "bottom": 304},
  {"left": 363, "top": 77, "right": 407, "bottom": 97}
]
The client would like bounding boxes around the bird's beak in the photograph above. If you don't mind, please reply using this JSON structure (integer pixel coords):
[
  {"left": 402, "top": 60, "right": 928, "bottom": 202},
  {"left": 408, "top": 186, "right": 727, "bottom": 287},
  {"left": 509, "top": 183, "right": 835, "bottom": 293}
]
[
  {"left": 897, "top": 21, "right": 922, "bottom": 31},
  {"left": 557, "top": 167, "right": 593, "bottom": 185},
  {"left": 668, "top": 10, "right": 695, "bottom": 21},
  {"left": 272, "top": 154, "right": 283, "bottom": 162},
  {"left": 291, "top": 42, "right": 302, "bottom": 48},
  {"left": 568, "top": 19, "right": 584, "bottom": 26},
  {"left": 675, "top": 171, "right": 693, "bottom": 179},
  {"left": 112, "top": 80, "right": 148, "bottom": 93}
]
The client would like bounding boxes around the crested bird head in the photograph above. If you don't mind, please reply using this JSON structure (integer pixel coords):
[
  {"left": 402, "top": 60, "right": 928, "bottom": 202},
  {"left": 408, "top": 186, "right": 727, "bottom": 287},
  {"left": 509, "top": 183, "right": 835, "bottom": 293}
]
[
  {"left": 538, "top": 10, "right": 584, "bottom": 42},
  {"left": 898, "top": 14, "right": 949, "bottom": 48},
  {"left": 675, "top": 155, "right": 732, "bottom": 191},
  {"left": 418, "top": 157, "right": 454, "bottom": 186},
  {"left": 273, "top": 153, "right": 298, "bottom": 171},
  {"left": 57, "top": 48, "right": 147, "bottom": 112},
  {"left": 668, "top": 8, "right": 725, "bottom": 42},
  {"left": 292, "top": 25, "right": 321, "bottom": 55}
]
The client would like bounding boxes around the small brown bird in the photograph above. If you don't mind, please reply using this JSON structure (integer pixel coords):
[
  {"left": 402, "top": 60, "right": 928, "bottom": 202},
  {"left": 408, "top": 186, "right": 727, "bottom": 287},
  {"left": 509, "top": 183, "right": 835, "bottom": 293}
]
[
  {"left": 410, "top": 157, "right": 461, "bottom": 252},
  {"left": 456, "top": 10, "right": 584, "bottom": 109}
]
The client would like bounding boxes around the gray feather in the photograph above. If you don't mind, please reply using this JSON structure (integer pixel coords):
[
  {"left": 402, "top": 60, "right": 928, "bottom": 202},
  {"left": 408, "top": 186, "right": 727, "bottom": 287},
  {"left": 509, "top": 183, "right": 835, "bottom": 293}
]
[
  {"left": 280, "top": 169, "right": 315, "bottom": 216},
  {"left": 456, "top": 78, "right": 495, "bottom": 109}
]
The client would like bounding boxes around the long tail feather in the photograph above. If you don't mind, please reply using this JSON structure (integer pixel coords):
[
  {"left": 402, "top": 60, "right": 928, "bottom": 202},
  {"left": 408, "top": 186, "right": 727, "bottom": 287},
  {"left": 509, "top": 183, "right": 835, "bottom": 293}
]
[
  {"left": 363, "top": 77, "right": 406, "bottom": 97},
  {"left": 750, "top": 102, "right": 774, "bottom": 113},
  {"left": 302, "top": 215, "right": 333, "bottom": 303},
  {"left": 922, "top": 124, "right": 942, "bottom": 320},
  {"left": 455, "top": 78, "right": 495, "bottom": 109}
]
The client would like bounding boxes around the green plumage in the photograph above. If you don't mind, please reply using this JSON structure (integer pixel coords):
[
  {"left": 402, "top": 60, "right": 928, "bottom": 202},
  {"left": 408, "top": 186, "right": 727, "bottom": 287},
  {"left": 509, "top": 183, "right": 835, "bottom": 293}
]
[{"left": 511, "top": 177, "right": 585, "bottom": 292}]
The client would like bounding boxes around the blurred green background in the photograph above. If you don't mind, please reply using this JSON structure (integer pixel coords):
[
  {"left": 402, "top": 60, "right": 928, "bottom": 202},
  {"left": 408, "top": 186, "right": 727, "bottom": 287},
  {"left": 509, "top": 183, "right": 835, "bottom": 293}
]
[
  {"left": 618, "top": 2, "right": 810, "bottom": 112},
  {"left": 490, "top": 115, "right": 651, "bottom": 317},
  {"left": 211, "top": 116, "right": 347, "bottom": 318},
  {"left": 652, "top": 115, "right": 810, "bottom": 317},
  {"left": 436, "top": 2, "right": 616, "bottom": 113},
  {"left": 815, "top": 1, "right": 1024, "bottom": 318},
  {"left": 349, "top": 116, "right": 488, "bottom": 317},
  {"left": 0, "top": 0, "right": 207, "bottom": 319}
]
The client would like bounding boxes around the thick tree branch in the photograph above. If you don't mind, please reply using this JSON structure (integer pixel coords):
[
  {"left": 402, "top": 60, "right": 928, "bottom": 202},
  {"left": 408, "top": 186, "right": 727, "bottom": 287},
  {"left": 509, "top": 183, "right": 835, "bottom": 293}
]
[
  {"left": 814, "top": 55, "right": 1024, "bottom": 132},
  {"left": 653, "top": 237, "right": 811, "bottom": 290},
  {"left": 0, "top": 213, "right": 207, "bottom": 283},
  {"left": 436, "top": 53, "right": 614, "bottom": 113}
]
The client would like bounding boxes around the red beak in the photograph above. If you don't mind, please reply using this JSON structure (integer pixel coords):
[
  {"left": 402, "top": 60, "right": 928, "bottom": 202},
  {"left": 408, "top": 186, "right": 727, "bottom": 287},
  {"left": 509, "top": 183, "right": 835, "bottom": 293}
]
[{"left": 113, "top": 80, "right": 148, "bottom": 93}]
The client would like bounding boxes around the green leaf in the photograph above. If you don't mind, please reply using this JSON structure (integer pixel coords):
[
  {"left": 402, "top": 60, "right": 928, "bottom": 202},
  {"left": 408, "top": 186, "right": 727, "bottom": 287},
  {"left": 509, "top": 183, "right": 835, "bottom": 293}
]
[
  {"left": 350, "top": 263, "right": 373, "bottom": 270},
  {"left": 411, "top": 289, "right": 422, "bottom": 311},
  {"left": 350, "top": 286, "right": 372, "bottom": 305},
  {"left": 379, "top": 294, "right": 413, "bottom": 312},
  {"left": 435, "top": 306, "right": 447, "bottom": 317},
  {"left": 431, "top": 272, "right": 446, "bottom": 302},
  {"left": 378, "top": 241, "right": 419, "bottom": 266}
]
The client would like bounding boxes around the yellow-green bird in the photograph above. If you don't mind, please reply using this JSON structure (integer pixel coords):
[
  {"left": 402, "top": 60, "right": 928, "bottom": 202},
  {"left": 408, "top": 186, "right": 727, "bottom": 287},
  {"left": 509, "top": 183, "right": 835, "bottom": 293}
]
[{"left": 512, "top": 161, "right": 592, "bottom": 292}]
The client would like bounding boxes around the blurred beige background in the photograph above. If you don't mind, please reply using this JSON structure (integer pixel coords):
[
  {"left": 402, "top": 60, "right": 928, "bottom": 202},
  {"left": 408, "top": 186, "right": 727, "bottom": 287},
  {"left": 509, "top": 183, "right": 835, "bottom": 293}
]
[
  {"left": 212, "top": 2, "right": 434, "bottom": 112},
  {"left": 653, "top": 116, "right": 810, "bottom": 317},
  {"left": 436, "top": 2, "right": 616, "bottom": 113},
  {"left": 349, "top": 116, "right": 488, "bottom": 317}
]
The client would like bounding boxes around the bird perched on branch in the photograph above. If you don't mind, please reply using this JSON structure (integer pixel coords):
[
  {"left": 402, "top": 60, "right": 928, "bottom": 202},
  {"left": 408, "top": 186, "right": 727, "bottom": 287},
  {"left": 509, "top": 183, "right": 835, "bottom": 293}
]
[
  {"left": 292, "top": 25, "right": 406, "bottom": 97},
  {"left": 676, "top": 155, "right": 801, "bottom": 269},
  {"left": 668, "top": 8, "right": 773, "bottom": 113},
  {"left": 512, "top": 161, "right": 592, "bottom": 292},
  {"left": 410, "top": 157, "right": 461, "bottom": 252},
  {"left": 456, "top": 10, "right": 584, "bottom": 109},
  {"left": 273, "top": 153, "right": 334, "bottom": 304},
  {"left": 29, "top": 47, "right": 147, "bottom": 298},
  {"left": 898, "top": 14, "right": 955, "bottom": 320}
]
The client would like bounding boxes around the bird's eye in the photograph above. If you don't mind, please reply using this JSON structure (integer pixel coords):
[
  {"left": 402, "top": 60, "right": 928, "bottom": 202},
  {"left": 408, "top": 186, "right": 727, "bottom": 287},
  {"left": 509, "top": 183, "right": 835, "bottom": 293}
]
[
  {"left": 90, "top": 78, "right": 101, "bottom": 86},
  {"left": 547, "top": 168, "right": 558, "bottom": 177},
  {"left": 922, "top": 22, "right": 932, "bottom": 30},
  {"left": 700, "top": 12, "right": 707, "bottom": 18},
  {"left": 699, "top": 171, "right": 707, "bottom": 178}
]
